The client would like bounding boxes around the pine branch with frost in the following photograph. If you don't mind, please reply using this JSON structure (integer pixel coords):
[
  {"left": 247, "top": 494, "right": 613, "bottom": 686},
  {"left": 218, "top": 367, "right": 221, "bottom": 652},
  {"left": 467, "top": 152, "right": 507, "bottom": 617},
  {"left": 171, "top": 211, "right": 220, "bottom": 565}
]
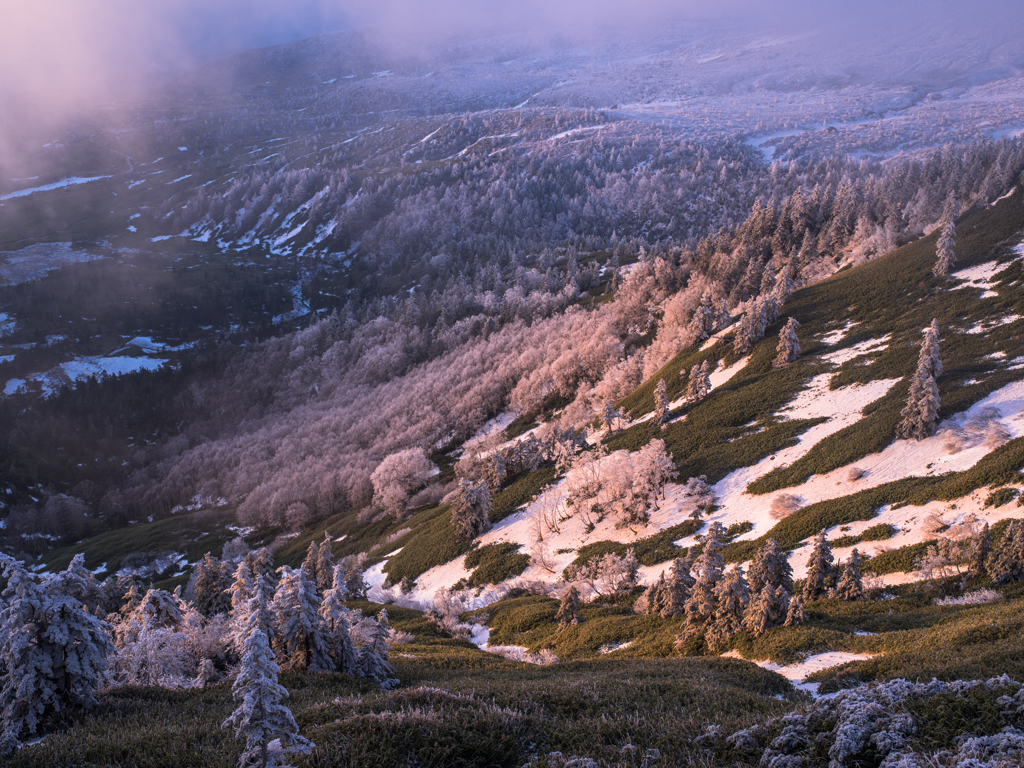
[{"left": 222, "top": 627, "right": 312, "bottom": 768}]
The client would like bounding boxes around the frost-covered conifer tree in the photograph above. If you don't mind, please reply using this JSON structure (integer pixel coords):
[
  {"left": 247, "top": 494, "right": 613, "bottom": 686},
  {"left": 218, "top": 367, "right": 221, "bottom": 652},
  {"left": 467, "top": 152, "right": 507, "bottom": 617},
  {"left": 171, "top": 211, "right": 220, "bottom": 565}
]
[
  {"left": 222, "top": 626, "right": 313, "bottom": 768},
  {"left": 228, "top": 557, "right": 265, "bottom": 655},
  {"left": 654, "top": 379, "right": 670, "bottom": 429},
  {"left": 300, "top": 542, "right": 321, "bottom": 593},
  {"left": 644, "top": 573, "right": 669, "bottom": 615},
  {"left": 315, "top": 533, "right": 336, "bottom": 593},
  {"left": 802, "top": 530, "right": 835, "bottom": 601},
  {"left": 662, "top": 554, "right": 696, "bottom": 618},
  {"left": 356, "top": 610, "right": 398, "bottom": 688},
  {"left": 271, "top": 567, "right": 331, "bottom": 671},
  {"left": 774, "top": 317, "right": 801, "bottom": 367},
  {"left": 319, "top": 566, "right": 357, "bottom": 675},
  {"left": 690, "top": 291, "right": 718, "bottom": 341},
  {"left": 706, "top": 565, "right": 750, "bottom": 651},
  {"left": 602, "top": 400, "right": 624, "bottom": 434},
  {"left": 747, "top": 539, "right": 794, "bottom": 596},
  {"left": 556, "top": 585, "right": 582, "bottom": 629},
  {"left": 686, "top": 360, "right": 711, "bottom": 403},
  {"left": 970, "top": 522, "right": 992, "bottom": 578},
  {"left": 339, "top": 554, "right": 369, "bottom": 601},
  {"left": 742, "top": 584, "right": 789, "bottom": 638},
  {"left": 988, "top": 521, "right": 1024, "bottom": 584},
  {"left": 0, "top": 557, "right": 113, "bottom": 755},
  {"left": 836, "top": 549, "right": 864, "bottom": 601},
  {"left": 192, "top": 553, "right": 232, "bottom": 617},
  {"left": 933, "top": 219, "right": 956, "bottom": 277},
  {"left": 684, "top": 522, "right": 726, "bottom": 632},
  {"left": 784, "top": 594, "right": 806, "bottom": 627},
  {"left": 450, "top": 479, "right": 492, "bottom": 542},
  {"left": 896, "top": 320, "right": 942, "bottom": 441}
]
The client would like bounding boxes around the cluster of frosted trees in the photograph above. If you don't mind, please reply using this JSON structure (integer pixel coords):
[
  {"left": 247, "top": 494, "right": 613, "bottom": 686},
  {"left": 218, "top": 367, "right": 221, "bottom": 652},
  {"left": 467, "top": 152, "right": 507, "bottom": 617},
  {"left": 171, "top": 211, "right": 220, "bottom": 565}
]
[
  {"left": 655, "top": 525, "right": 806, "bottom": 652},
  {"left": 915, "top": 515, "right": 1024, "bottom": 586},
  {"left": 0, "top": 542, "right": 395, "bottom": 756},
  {"left": 554, "top": 441, "right": 677, "bottom": 531}
]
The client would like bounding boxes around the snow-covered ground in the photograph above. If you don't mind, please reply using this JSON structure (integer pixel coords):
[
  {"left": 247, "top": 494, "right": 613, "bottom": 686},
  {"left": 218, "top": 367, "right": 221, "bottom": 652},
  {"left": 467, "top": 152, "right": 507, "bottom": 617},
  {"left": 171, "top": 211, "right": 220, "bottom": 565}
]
[
  {"left": 0, "top": 176, "right": 111, "bottom": 201},
  {"left": 4, "top": 355, "right": 168, "bottom": 397},
  {"left": 729, "top": 651, "right": 875, "bottom": 697},
  {"left": 0, "top": 242, "right": 106, "bottom": 285}
]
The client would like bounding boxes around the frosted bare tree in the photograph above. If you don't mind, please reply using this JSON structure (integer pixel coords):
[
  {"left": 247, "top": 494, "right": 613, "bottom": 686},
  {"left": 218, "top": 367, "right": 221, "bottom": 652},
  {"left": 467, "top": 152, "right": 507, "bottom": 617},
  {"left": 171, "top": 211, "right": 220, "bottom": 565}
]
[{"left": 371, "top": 447, "right": 436, "bottom": 518}]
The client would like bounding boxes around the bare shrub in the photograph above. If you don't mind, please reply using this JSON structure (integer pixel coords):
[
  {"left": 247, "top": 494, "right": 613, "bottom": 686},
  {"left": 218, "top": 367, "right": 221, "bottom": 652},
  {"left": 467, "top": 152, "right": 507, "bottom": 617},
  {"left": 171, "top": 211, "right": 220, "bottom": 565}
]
[
  {"left": 769, "top": 494, "right": 802, "bottom": 520},
  {"left": 407, "top": 484, "right": 444, "bottom": 511},
  {"left": 847, "top": 466, "right": 866, "bottom": 482}
]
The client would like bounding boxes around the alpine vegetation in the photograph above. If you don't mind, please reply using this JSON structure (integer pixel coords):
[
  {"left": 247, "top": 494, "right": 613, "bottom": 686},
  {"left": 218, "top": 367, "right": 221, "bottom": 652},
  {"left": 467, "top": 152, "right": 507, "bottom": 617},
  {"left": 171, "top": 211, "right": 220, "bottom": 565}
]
[{"left": 896, "top": 319, "right": 943, "bottom": 441}]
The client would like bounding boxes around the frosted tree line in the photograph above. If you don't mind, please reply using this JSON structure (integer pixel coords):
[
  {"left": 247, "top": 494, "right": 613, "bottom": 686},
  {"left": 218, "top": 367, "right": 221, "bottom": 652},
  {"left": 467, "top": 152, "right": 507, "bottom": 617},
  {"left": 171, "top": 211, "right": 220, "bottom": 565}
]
[{"left": 0, "top": 541, "right": 397, "bottom": 756}]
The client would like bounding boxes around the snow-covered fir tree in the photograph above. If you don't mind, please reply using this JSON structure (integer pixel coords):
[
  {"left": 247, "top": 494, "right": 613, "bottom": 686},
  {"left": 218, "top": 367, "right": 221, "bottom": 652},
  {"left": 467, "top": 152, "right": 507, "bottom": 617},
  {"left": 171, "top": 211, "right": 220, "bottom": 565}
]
[
  {"left": 654, "top": 378, "right": 670, "bottom": 429},
  {"left": 315, "top": 533, "right": 336, "bottom": 593},
  {"left": 602, "top": 400, "right": 624, "bottom": 434},
  {"left": 933, "top": 218, "right": 956, "bottom": 277},
  {"left": 450, "top": 479, "right": 493, "bottom": 542},
  {"left": 662, "top": 554, "right": 696, "bottom": 618},
  {"left": 896, "top": 319, "right": 942, "bottom": 441},
  {"left": 970, "top": 522, "right": 992, "bottom": 578},
  {"left": 271, "top": 567, "right": 332, "bottom": 671},
  {"left": 784, "top": 594, "right": 806, "bottom": 627},
  {"left": 0, "top": 557, "right": 114, "bottom": 755},
  {"left": 644, "top": 573, "right": 669, "bottom": 615},
  {"left": 685, "top": 360, "right": 711, "bottom": 402},
  {"left": 222, "top": 626, "right": 313, "bottom": 768},
  {"left": 319, "top": 566, "right": 357, "bottom": 675},
  {"left": 228, "top": 557, "right": 278, "bottom": 656},
  {"left": 191, "top": 553, "right": 232, "bottom": 617},
  {"left": 356, "top": 610, "right": 398, "bottom": 689},
  {"left": 988, "top": 521, "right": 1024, "bottom": 584},
  {"left": 773, "top": 317, "right": 801, "bottom": 367},
  {"left": 556, "top": 585, "right": 582, "bottom": 629},
  {"left": 706, "top": 565, "right": 750, "bottom": 652},
  {"left": 742, "top": 584, "right": 790, "bottom": 638},
  {"left": 690, "top": 290, "right": 718, "bottom": 340},
  {"left": 836, "top": 549, "right": 864, "bottom": 601},
  {"left": 802, "top": 530, "right": 835, "bottom": 601},
  {"left": 684, "top": 522, "right": 727, "bottom": 633},
  {"left": 747, "top": 539, "right": 794, "bottom": 596}
]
